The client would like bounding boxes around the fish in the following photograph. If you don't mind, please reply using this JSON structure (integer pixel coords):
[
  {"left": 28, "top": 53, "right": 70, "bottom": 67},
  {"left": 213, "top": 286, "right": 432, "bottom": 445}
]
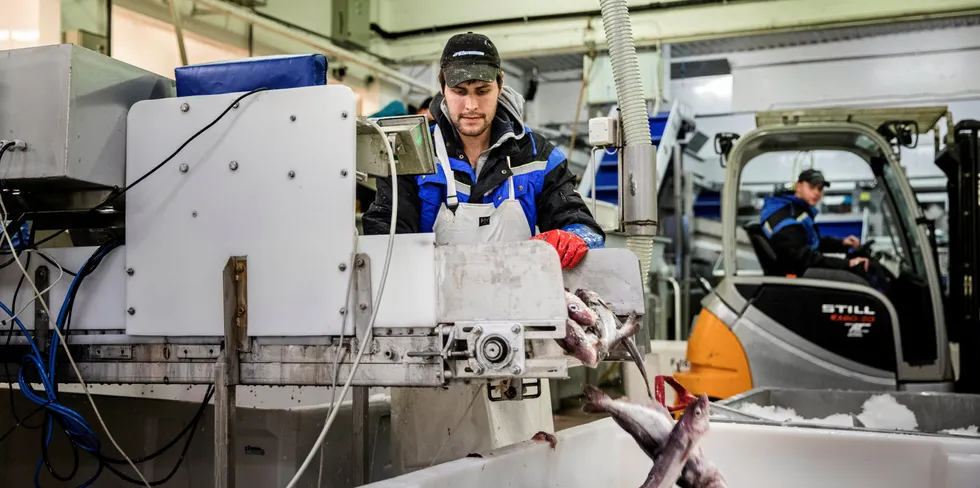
[
  {"left": 582, "top": 385, "right": 727, "bottom": 488},
  {"left": 575, "top": 288, "right": 652, "bottom": 400},
  {"left": 557, "top": 291, "right": 602, "bottom": 367},
  {"left": 641, "top": 394, "right": 711, "bottom": 488}
]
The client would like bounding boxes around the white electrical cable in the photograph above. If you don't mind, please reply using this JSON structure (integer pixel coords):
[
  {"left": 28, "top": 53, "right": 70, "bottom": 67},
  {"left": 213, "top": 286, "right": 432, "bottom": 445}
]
[
  {"left": 316, "top": 228, "right": 360, "bottom": 487},
  {"left": 286, "top": 120, "right": 399, "bottom": 488},
  {"left": 0, "top": 191, "right": 150, "bottom": 486}
]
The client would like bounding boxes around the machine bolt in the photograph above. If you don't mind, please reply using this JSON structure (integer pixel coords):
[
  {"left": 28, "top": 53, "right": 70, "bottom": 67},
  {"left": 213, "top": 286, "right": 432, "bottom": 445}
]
[
  {"left": 341, "top": 169, "right": 348, "bottom": 177},
  {"left": 233, "top": 102, "right": 240, "bottom": 109},
  {"left": 179, "top": 163, "right": 189, "bottom": 173},
  {"left": 180, "top": 103, "right": 190, "bottom": 112},
  {"left": 288, "top": 171, "right": 296, "bottom": 179},
  {"left": 472, "top": 326, "right": 483, "bottom": 336},
  {"left": 290, "top": 115, "right": 297, "bottom": 122},
  {"left": 473, "top": 365, "right": 485, "bottom": 375},
  {"left": 127, "top": 307, "right": 136, "bottom": 315},
  {"left": 355, "top": 258, "right": 365, "bottom": 267},
  {"left": 235, "top": 263, "right": 245, "bottom": 274},
  {"left": 511, "top": 365, "right": 522, "bottom": 375},
  {"left": 192, "top": 211, "right": 198, "bottom": 217},
  {"left": 383, "top": 349, "right": 394, "bottom": 360},
  {"left": 126, "top": 268, "right": 134, "bottom": 276},
  {"left": 237, "top": 306, "right": 246, "bottom": 316},
  {"left": 229, "top": 161, "right": 239, "bottom": 171},
  {"left": 339, "top": 307, "right": 347, "bottom": 315},
  {"left": 338, "top": 263, "right": 347, "bottom": 271},
  {"left": 511, "top": 324, "right": 521, "bottom": 333},
  {"left": 359, "top": 303, "right": 367, "bottom": 311},
  {"left": 341, "top": 111, "right": 348, "bottom": 119}
]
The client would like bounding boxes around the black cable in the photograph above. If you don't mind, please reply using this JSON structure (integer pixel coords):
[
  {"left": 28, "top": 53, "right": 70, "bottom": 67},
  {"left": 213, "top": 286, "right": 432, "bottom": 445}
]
[
  {"left": 97, "top": 385, "right": 214, "bottom": 486},
  {"left": 94, "top": 87, "right": 269, "bottom": 210},
  {"left": 36, "top": 252, "right": 77, "bottom": 277},
  {"left": 4, "top": 253, "right": 43, "bottom": 430},
  {"left": 0, "top": 400, "right": 49, "bottom": 444},
  {"left": 40, "top": 414, "right": 81, "bottom": 482}
]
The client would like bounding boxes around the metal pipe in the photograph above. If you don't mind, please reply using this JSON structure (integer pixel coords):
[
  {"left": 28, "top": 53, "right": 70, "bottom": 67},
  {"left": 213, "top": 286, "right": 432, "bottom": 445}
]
[
  {"left": 191, "top": 0, "right": 434, "bottom": 93},
  {"left": 168, "top": 0, "right": 189, "bottom": 66},
  {"left": 666, "top": 276, "right": 682, "bottom": 341}
]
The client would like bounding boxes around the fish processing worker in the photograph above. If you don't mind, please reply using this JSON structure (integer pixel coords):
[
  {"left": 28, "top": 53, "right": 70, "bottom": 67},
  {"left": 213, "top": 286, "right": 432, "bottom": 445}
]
[
  {"left": 760, "top": 169, "right": 867, "bottom": 277},
  {"left": 362, "top": 32, "right": 605, "bottom": 268}
]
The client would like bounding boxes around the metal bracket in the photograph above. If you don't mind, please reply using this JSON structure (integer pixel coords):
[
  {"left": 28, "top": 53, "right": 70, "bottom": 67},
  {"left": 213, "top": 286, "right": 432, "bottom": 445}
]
[
  {"left": 215, "top": 256, "right": 246, "bottom": 488},
  {"left": 91, "top": 346, "right": 133, "bottom": 360},
  {"left": 354, "top": 253, "right": 372, "bottom": 336},
  {"left": 487, "top": 378, "right": 543, "bottom": 402},
  {"left": 34, "top": 265, "right": 49, "bottom": 356},
  {"left": 463, "top": 322, "right": 526, "bottom": 378}
]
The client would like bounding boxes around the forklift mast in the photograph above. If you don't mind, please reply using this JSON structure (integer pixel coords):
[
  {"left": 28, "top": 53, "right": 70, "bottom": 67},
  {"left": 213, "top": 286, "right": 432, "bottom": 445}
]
[{"left": 936, "top": 120, "right": 980, "bottom": 394}]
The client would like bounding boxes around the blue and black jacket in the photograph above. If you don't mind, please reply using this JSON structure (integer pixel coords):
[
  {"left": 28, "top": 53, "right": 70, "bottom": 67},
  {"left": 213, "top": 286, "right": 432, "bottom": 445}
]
[
  {"left": 362, "top": 87, "right": 604, "bottom": 247},
  {"left": 759, "top": 192, "right": 850, "bottom": 276}
]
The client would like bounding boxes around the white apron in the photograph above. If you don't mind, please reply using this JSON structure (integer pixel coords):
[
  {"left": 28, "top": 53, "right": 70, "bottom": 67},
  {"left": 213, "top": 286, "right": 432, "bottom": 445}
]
[
  {"left": 389, "top": 127, "right": 554, "bottom": 474},
  {"left": 430, "top": 128, "right": 532, "bottom": 245}
]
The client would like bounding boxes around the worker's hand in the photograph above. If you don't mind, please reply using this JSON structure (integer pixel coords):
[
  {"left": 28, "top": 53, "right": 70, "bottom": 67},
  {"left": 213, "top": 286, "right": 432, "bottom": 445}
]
[
  {"left": 843, "top": 235, "right": 861, "bottom": 248},
  {"left": 849, "top": 257, "right": 870, "bottom": 271},
  {"left": 532, "top": 229, "right": 588, "bottom": 269}
]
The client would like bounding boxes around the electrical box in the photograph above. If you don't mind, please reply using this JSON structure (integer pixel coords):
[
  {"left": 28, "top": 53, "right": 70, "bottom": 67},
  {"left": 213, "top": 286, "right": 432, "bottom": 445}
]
[
  {"left": 589, "top": 117, "right": 618, "bottom": 147},
  {"left": 0, "top": 44, "right": 174, "bottom": 189},
  {"left": 332, "top": 0, "right": 372, "bottom": 49}
]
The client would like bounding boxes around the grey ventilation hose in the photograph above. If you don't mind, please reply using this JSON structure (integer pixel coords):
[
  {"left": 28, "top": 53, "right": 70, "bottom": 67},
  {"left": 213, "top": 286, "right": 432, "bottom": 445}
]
[{"left": 599, "top": 0, "right": 652, "bottom": 147}]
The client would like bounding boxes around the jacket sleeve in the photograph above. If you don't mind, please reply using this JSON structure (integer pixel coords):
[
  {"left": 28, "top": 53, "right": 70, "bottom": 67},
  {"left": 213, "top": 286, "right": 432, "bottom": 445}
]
[
  {"left": 770, "top": 224, "right": 851, "bottom": 274},
  {"left": 535, "top": 156, "right": 606, "bottom": 248},
  {"left": 818, "top": 236, "right": 850, "bottom": 254},
  {"left": 361, "top": 175, "right": 423, "bottom": 235}
]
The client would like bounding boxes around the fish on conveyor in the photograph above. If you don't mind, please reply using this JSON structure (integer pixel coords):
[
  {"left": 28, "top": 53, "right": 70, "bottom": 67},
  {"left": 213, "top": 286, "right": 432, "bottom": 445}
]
[
  {"left": 531, "top": 431, "right": 558, "bottom": 450},
  {"left": 641, "top": 394, "right": 711, "bottom": 488},
  {"left": 582, "top": 385, "right": 727, "bottom": 488},
  {"left": 575, "top": 288, "right": 652, "bottom": 400},
  {"left": 558, "top": 291, "right": 602, "bottom": 367}
]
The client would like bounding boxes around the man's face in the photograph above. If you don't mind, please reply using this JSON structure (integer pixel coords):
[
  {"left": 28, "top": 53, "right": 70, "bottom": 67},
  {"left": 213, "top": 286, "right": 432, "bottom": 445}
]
[
  {"left": 795, "top": 181, "right": 825, "bottom": 207},
  {"left": 443, "top": 78, "right": 501, "bottom": 137}
]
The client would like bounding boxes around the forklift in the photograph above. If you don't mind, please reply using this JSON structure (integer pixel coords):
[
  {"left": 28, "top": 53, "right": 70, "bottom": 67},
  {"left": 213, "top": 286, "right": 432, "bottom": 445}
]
[{"left": 674, "top": 106, "right": 979, "bottom": 398}]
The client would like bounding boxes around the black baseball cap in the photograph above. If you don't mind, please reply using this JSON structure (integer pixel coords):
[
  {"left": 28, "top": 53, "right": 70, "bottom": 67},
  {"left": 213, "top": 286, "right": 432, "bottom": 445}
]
[
  {"left": 798, "top": 169, "right": 830, "bottom": 188},
  {"left": 440, "top": 32, "right": 501, "bottom": 88}
]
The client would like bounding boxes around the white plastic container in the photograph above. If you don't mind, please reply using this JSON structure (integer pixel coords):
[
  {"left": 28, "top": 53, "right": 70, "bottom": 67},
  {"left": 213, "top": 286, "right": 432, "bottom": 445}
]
[{"left": 365, "top": 417, "right": 980, "bottom": 488}]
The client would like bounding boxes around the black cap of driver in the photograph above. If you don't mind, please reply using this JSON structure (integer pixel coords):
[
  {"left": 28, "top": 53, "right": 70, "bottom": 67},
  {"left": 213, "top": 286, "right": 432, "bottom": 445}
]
[
  {"left": 798, "top": 169, "right": 830, "bottom": 188},
  {"left": 440, "top": 32, "right": 501, "bottom": 88}
]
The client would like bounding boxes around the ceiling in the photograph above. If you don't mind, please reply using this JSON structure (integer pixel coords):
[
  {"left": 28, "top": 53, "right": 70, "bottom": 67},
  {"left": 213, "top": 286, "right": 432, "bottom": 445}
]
[{"left": 505, "top": 14, "right": 980, "bottom": 74}]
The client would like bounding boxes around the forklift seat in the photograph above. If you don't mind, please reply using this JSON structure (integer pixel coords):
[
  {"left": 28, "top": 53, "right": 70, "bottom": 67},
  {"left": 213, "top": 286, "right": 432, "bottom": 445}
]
[{"left": 744, "top": 223, "right": 781, "bottom": 276}]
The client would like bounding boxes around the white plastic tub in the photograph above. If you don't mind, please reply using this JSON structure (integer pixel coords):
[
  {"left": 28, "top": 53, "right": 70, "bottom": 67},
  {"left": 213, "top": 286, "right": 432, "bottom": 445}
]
[{"left": 365, "top": 417, "right": 980, "bottom": 488}]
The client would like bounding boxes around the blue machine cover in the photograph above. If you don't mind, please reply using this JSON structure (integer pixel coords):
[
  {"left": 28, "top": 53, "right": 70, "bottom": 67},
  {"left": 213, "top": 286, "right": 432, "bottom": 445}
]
[{"left": 175, "top": 54, "right": 328, "bottom": 97}]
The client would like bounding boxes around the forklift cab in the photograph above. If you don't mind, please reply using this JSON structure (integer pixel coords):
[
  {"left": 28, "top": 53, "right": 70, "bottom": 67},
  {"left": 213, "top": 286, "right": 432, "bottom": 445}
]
[{"left": 675, "top": 107, "right": 956, "bottom": 399}]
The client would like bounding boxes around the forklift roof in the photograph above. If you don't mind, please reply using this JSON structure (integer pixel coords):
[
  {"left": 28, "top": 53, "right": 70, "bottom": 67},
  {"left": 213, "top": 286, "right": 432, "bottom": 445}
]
[{"left": 755, "top": 106, "right": 948, "bottom": 134}]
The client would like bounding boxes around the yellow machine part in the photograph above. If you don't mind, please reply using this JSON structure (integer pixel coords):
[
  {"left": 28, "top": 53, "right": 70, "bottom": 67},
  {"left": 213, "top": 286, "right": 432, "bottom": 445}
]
[{"left": 674, "top": 309, "right": 753, "bottom": 400}]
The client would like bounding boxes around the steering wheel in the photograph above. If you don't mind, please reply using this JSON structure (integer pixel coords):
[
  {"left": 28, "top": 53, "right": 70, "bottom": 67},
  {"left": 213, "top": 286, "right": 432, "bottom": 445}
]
[{"left": 849, "top": 239, "right": 876, "bottom": 259}]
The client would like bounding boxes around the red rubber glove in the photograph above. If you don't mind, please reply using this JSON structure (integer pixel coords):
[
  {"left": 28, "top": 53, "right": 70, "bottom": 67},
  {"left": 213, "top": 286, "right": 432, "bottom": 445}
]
[{"left": 532, "top": 229, "right": 588, "bottom": 269}]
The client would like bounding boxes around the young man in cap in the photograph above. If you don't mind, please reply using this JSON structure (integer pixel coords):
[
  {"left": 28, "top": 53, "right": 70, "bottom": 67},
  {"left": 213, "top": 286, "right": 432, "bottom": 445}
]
[
  {"left": 362, "top": 32, "right": 604, "bottom": 269},
  {"left": 760, "top": 169, "right": 868, "bottom": 276}
]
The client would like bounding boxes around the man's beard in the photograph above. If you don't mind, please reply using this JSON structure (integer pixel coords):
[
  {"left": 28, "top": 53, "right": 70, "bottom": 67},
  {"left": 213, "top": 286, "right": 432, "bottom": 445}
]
[{"left": 454, "top": 114, "right": 491, "bottom": 137}]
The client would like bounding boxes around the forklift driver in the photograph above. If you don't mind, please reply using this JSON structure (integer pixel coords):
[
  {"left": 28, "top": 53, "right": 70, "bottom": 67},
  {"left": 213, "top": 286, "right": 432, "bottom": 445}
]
[{"left": 760, "top": 169, "right": 871, "bottom": 279}]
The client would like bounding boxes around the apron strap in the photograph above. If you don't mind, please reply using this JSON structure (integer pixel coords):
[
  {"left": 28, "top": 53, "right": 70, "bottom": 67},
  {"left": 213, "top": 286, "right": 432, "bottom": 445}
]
[
  {"left": 432, "top": 127, "right": 459, "bottom": 209},
  {"left": 506, "top": 156, "right": 516, "bottom": 201}
]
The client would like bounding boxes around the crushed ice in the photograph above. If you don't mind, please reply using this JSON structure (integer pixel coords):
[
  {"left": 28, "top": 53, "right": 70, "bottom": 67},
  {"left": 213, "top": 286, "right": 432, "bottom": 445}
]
[{"left": 732, "top": 394, "right": 920, "bottom": 431}]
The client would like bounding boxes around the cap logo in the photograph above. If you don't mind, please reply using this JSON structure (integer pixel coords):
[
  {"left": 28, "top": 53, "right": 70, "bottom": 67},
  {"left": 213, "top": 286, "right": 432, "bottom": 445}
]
[{"left": 453, "top": 50, "right": 485, "bottom": 57}]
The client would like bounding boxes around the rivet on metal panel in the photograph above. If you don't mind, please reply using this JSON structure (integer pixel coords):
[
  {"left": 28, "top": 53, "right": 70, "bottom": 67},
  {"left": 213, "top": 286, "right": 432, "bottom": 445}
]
[
  {"left": 288, "top": 171, "right": 296, "bottom": 179},
  {"left": 179, "top": 163, "right": 189, "bottom": 173},
  {"left": 340, "top": 307, "right": 347, "bottom": 315},
  {"left": 192, "top": 211, "right": 198, "bottom": 217},
  {"left": 127, "top": 307, "right": 135, "bottom": 315},
  {"left": 229, "top": 161, "right": 239, "bottom": 171},
  {"left": 341, "top": 111, "right": 348, "bottom": 119},
  {"left": 290, "top": 115, "right": 297, "bottom": 122},
  {"left": 339, "top": 263, "right": 347, "bottom": 271},
  {"left": 180, "top": 103, "right": 190, "bottom": 112},
  {"left": 233, "top": 102, "right": 240, "bottom": 109},
  {"left": 359, "top": 303, "right": 367, "bottom": 311},
  {"left": 341, "top": 169, "right": 348, "bottom": 177},
  {"left": 126, "top": 268, "right": 134, "bottom": 276}
]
